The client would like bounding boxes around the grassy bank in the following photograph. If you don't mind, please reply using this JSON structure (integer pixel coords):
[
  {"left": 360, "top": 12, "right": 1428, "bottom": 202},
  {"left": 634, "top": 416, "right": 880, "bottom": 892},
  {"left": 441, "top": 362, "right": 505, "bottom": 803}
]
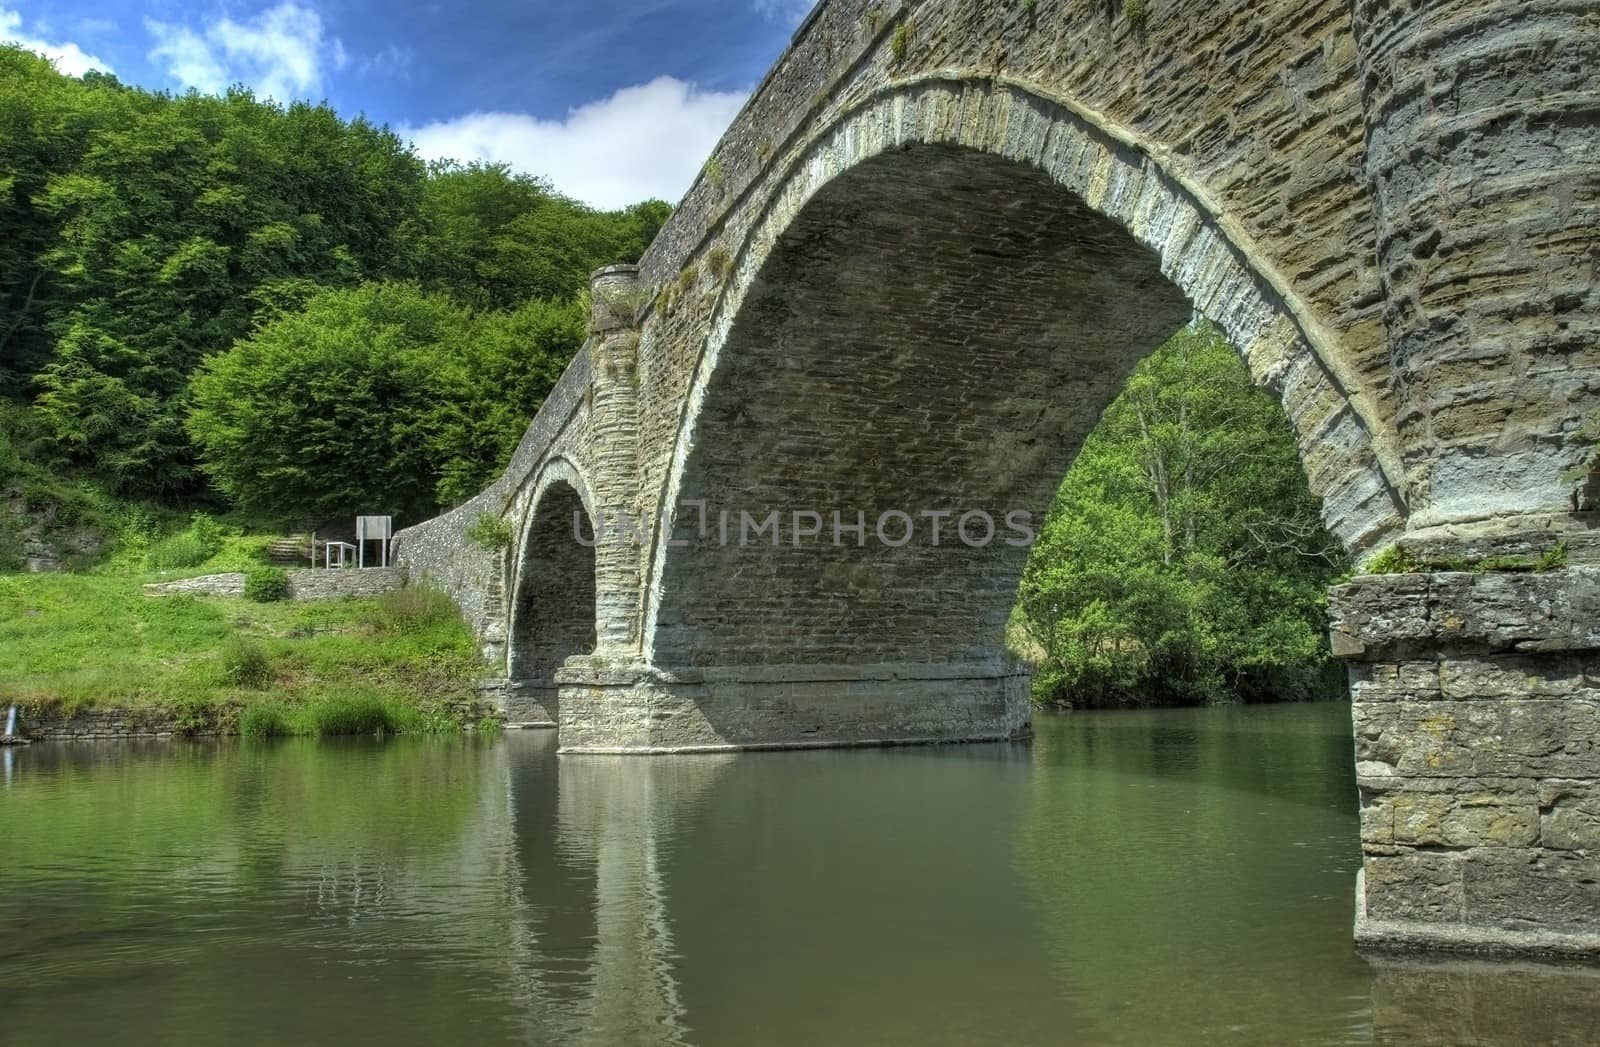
[{"left": 0, "top": 573, "right": 492, "bottom": 736}]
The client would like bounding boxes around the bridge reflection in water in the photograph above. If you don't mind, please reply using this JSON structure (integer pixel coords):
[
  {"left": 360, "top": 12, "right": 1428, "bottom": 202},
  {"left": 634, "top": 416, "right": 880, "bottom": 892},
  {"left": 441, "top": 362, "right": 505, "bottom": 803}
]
[{"left": 2, "top": 709, "right": 1599, "bottom": 1046}]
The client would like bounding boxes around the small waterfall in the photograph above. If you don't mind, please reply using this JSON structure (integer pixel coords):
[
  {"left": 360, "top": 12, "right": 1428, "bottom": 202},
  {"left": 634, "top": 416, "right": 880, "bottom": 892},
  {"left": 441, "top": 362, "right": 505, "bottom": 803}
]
[{"left": 4, "top": 705, "right": 16, "bottom": 737}]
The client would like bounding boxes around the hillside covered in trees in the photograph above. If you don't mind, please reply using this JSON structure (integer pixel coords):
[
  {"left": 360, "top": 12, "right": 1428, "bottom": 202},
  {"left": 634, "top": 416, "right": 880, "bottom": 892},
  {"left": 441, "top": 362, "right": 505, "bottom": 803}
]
[{"left": 0, "top": 44, "right": 667, "bottom": 517}]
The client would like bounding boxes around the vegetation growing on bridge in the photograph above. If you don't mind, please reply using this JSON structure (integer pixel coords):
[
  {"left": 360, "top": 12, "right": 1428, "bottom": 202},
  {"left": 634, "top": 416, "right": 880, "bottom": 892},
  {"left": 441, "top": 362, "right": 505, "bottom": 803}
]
[{"left": 1015, "top": 323, "right": 1348, "bottom": 708}]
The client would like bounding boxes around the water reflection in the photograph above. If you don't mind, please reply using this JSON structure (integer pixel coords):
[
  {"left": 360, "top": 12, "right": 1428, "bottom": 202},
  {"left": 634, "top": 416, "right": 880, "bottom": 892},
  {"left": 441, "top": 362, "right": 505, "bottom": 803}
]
[
  {"left": 0, "top": 708, "right": 1596, "bottom": 1046},
  {"left": 1366, "top": 955, "right": 1600, "bottom": 1047}
]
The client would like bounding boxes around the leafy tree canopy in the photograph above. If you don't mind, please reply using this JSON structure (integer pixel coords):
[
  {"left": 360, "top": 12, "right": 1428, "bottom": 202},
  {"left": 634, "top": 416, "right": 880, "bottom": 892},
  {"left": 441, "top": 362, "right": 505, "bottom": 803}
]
[
  {"left": 0, "top": 47, "right": 665, "bottom": 502},
  {"left": 186, "top": 282, "right": 585, "bottom": 525},
  {"left": 1015, "top": 323, "right": 1348, "bottom": 708}
]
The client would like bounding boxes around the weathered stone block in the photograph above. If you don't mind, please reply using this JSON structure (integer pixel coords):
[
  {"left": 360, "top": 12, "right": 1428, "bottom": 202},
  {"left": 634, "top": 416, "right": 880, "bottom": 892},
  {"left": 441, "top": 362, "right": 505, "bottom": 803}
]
[{"left": 1364, "top": 851, "right": 1466, "bottom": 922}]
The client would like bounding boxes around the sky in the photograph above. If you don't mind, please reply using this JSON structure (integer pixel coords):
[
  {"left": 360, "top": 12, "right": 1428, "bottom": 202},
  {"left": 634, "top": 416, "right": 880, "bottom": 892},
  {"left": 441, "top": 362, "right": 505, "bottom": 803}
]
[{"left": 0, "top": 0, "right": 817, "bottom": 207}]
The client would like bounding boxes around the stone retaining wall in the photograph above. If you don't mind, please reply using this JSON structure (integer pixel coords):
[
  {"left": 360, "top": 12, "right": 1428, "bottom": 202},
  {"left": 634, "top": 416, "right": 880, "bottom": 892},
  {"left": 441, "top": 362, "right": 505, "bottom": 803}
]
[
  {"left": 143, "top": 566, "right": 409, "bottom": 601},
  {"left": 10, "top": 705, "right": 225, "bottom": 741},
  {"left": 9, "top": 693, "right": 496, "bottom": 742}
]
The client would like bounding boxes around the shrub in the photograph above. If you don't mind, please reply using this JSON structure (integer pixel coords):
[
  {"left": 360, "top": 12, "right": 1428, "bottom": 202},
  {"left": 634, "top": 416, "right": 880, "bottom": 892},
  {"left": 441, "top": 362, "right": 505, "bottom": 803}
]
[
  {"left": 145, "top": 531, "right": 214, "bottom": 569},
  {"left": 144, "top": 513, "right": 226, "bottom": 570},
  {"left": 244, "top": 565, "right": 290, "bottom": 602},
  {"left": 466, "top": 513, "right": 512, "bottom": 551},
  {"left": 238, "top": 702, "right": 290, "bottom": 738},
  {"left": 1362, "top": 545, "right": 1420, "bottom": 575},
  {"left": 306, "top": 695, "right": 395, "bottom": 736},
  {"left": 371, "top": 586, "right": 460, "bottom": 635},
  {"left": 221, "top": 637, "right": 274, "bottom": 688},
  {"left": 891, "top": 22, "right": 911, "bottom": 61}
]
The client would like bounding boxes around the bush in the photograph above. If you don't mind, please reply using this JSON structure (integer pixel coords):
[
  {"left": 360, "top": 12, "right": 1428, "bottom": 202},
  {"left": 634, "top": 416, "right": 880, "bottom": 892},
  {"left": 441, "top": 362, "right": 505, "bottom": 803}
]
[
  {"left": 466, "top": 513, "right": 513, "bottom": 551},
  {"left": 145, "top": 531, "right": 214, "bottom": 569},
  {"left": 371, "top": 586, "right": 460, "bottom": 635},
  {"left": 306, "top": 694, "right": 396, "bottom": 736},
  {"left": 144, "top": 513, "right": 226, "bottom": 570},
  {"left": 238, "top": 702, "right": 290, "bottom": 738},
  {"left": 244, "top": 565, "right": 290, "bottom": 603},
  {"left": 221, "top": 637, "right": 274, "bottom": 688}
]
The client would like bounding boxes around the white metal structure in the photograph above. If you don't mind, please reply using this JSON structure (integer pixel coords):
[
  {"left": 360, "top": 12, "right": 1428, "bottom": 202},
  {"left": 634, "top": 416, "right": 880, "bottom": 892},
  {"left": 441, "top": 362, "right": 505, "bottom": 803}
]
[{"left": 356, "top": 516, "right": 393, "bottom": 568}]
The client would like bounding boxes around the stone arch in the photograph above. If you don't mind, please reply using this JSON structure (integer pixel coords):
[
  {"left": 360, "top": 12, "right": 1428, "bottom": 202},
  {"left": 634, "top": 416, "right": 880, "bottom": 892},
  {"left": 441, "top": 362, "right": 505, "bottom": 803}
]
[
  {"left": 642, "top": 76, "right": 1409, "bottom": 669},
  {"left": 505, "top": 458, "right": 600, "bottom": 726}
]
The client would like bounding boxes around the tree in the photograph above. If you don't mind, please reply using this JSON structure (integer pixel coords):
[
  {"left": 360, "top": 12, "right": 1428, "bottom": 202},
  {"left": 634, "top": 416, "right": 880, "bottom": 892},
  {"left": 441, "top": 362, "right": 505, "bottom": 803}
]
[
  {"left": 1015, "top": 322, "right": 1347, "bottom": 707},
  {"left": 1, "top": 56, "right": 428, "bottom": 496},
  {"left": 404, "top": 161, "right": 670, "bottom": 309},
  {"left": 186, "top": 283, "right": 584, "bottom": 524},
  {"left": 0, "top": 51, "right": 665, "bottom": 515}
]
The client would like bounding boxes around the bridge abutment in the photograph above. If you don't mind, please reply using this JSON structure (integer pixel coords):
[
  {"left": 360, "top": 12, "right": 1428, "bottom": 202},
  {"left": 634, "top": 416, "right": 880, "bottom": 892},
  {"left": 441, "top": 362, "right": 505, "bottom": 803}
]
[{"left": 1333, "top": 565, "right": 1600, "bottom": 960}]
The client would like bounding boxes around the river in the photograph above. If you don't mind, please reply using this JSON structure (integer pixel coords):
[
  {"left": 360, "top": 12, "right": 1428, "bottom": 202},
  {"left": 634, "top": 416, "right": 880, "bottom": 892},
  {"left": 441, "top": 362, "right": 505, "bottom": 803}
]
[{"left": 2, "top": 703, "right": 1596, "bottom": 1045}]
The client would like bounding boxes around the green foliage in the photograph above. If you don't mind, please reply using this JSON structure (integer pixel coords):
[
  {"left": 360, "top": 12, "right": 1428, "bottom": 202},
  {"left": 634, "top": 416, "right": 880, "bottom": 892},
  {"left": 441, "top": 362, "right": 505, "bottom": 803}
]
[
  {"left": 1, "top": 56, "right": 429, "bottom": 497},
  {"left": 187, "top": 282, "right": 586, "bottom": 521},
  {"left": 144, "top": 513, "right": 226, "bottom": 569},
  {"left": 891, "top": 22, "right": 912, "bottom": 61},
  {"left": 466, "top": 513, "right": 513, "bottom": 551},
  {"left": 1362, "top": 539, "right": 1570, "bottom": 576},
  {"left": 1124, "top": 0, "right": 1148, "bottom": 27},
  {"left": 221, "top": 637, "right": 274, "bottom": 688},
  {"left": 237, "top": 702, "right": 289, "bottom": 738},
  {"left": 702, "top": 157, "right": 724, "bottom": 192},
  {"left": 1362, "top": 545, "right": 1421, "bottom": 575},
  {"left": 243, "top": 565, "right": 289, "bottom": 603},
  {"left": 0, "top": 572, "right": 480, "bottom": 723},
  {"left": 707, "top": 245, "right": 733, "bottom": 283},
  {"left": 405, "top": 161, "right": 669, "bottom": 311},
  {"left": 1536, "top": 541, "right": 1569, "bottom": 572},
  {"left": 303, "top": 694, "right": 396, "bottom": 736},
  {"left": 144, "top": 531, "right": 214, "bottom": 570},
  {"left": 369, "top": 585, "right": 463, "bottom": 636},
  {"left": 0, "top": 53, "right": 668, "bottom": 517},
  {"left": 1016, "top": 323, "right": 1348, "bottom": 708}
]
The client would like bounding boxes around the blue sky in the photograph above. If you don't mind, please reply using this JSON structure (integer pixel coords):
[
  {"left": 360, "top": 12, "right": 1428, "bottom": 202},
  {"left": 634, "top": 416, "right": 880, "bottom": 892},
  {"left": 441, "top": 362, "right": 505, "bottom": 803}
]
[{"left": 1, "top": 0, "right": 815, "bottom": 206}]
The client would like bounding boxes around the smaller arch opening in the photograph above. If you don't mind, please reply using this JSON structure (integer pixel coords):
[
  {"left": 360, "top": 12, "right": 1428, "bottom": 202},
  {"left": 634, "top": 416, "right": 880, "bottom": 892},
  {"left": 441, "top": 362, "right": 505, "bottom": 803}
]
[{"left": 507, "top": 480, "right": 597, "bottom": 725}]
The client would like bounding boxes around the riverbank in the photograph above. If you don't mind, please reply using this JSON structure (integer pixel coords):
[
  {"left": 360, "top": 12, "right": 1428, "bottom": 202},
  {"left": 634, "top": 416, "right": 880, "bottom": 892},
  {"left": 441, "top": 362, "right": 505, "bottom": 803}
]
[{"left": 0, "top": 573, "right": 494, "bottom": 740}]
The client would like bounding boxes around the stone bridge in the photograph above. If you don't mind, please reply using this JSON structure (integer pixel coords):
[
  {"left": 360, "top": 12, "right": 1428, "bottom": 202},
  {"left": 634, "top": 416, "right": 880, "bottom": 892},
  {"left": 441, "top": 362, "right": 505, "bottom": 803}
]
[{"left": 395, "top": 0, "right": 1600, "bottom": 957}]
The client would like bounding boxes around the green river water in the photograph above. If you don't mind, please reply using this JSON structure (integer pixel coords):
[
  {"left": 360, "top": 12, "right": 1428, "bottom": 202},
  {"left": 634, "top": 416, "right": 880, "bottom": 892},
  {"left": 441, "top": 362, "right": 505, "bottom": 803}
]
[{"left": 2, "top": 702, "right": 1597, "bottom": 1046}]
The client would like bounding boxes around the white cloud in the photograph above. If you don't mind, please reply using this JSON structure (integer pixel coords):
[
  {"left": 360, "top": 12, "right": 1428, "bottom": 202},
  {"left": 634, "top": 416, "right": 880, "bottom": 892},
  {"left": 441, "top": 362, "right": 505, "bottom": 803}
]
[
  {"left": 146, "top": 2, "right": 340, "bottom": 102},
  {"left": 753, "top": 0, "right": 814, "bottom": 24},
  {"left": 0, "top": 6, "right": 113, "bottom": 76},
  {"left": 403, "top": 77, "right": 749, "bottom": 210}
]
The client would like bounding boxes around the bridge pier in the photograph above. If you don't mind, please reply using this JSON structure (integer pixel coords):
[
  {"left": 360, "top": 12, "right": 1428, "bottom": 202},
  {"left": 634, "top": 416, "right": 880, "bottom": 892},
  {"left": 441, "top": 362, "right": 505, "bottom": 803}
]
[
  {"left": 1333, "top": 564, "right": 1600, "bottom": 960},
  {"left": 553, "top": 659, "right": 1032, "bottom": 754}
]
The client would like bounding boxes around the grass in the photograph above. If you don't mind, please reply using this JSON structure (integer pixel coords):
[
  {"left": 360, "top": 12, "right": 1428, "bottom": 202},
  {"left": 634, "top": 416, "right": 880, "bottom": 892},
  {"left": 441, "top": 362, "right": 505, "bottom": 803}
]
[{"left": 0, "top": 572, "right": 484, "bottom": 732}]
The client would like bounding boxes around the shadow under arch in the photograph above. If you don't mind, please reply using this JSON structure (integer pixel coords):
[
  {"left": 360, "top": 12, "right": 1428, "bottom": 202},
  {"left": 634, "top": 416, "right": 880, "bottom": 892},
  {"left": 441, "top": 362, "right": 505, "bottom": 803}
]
[
  {"left": 641, "top": 76, "right": 1409, "bottom": 676},
  {"left": 506, "top": 458, "right": 600, "bottom": 727}
]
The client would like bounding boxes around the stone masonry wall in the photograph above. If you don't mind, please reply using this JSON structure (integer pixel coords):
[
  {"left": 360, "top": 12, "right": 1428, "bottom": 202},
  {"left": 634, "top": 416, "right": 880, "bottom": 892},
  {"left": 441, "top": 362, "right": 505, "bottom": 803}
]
[
  {"left": 143, "top": 567, "right": 409, "bottom": 601},
  {"left": 1333, "top": 568, "right": 1600, "bottom": 957}
]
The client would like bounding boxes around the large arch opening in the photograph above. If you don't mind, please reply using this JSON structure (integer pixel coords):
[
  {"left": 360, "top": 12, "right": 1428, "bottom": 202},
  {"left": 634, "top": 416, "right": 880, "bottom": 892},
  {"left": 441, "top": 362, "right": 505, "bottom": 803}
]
[
  {"left": 506, "top": 478, "right": 597, "bottom": 727},
  {"left": 650, "top": 143, "right": 1193, "bottom": 671},
  {"left": 640, "top": 136, "right": 1377, "bottom": 739}
]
